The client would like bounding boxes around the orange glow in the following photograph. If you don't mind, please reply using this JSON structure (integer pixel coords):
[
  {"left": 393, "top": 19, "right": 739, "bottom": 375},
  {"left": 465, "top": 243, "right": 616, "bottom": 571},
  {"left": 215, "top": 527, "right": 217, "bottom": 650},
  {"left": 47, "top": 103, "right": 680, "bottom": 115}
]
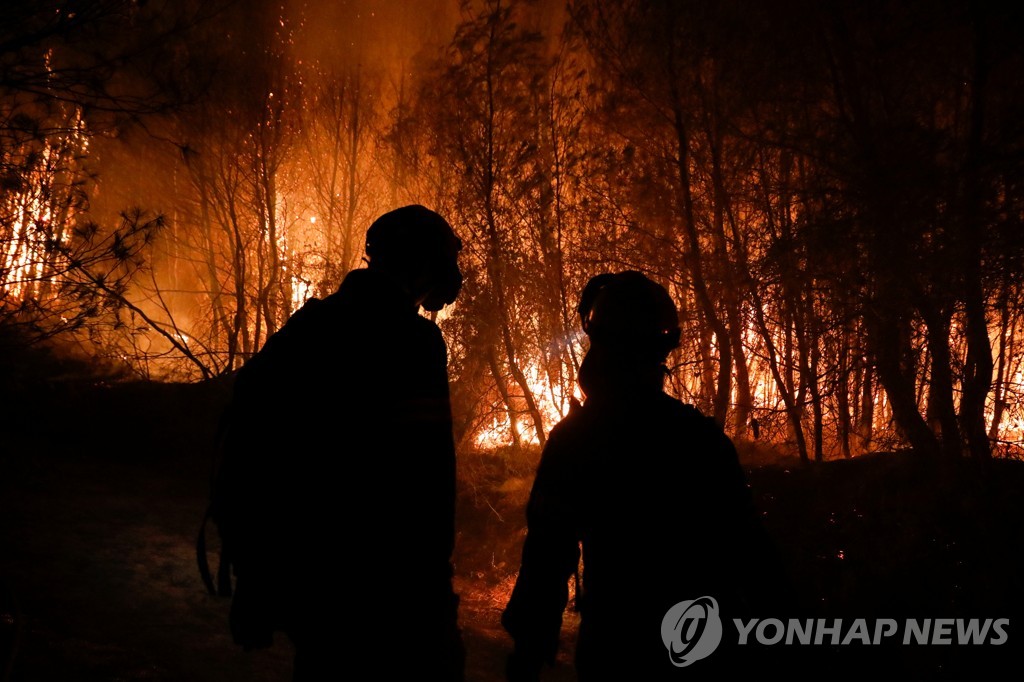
[
  {"left": 475, "top": 361, "right": 582, "bottom": 449},
  {"left": 2, "top": 109, "right": 87, "bottom": 303}
]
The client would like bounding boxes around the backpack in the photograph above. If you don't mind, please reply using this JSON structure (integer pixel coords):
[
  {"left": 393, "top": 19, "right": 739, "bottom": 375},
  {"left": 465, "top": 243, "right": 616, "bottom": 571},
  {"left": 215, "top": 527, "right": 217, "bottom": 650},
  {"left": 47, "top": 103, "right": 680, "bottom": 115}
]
[{"left": 195, "top": 299, "right": 327, "bottom": 641}]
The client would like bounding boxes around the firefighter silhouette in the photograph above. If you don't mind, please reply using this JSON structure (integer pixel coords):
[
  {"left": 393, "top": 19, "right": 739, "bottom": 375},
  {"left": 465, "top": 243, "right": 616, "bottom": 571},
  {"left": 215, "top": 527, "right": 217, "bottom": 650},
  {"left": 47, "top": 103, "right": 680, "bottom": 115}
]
[
  {"left": 502, "top": 271, "right": 778, "bottom": 681},
  {"left": 213, "top": 205, "right": 465, "bottom": 680}
]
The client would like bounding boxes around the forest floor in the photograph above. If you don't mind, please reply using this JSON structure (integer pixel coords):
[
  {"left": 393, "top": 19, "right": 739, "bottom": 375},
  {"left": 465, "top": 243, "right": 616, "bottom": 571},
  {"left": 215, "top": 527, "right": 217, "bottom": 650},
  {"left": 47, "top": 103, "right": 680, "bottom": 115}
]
[{"left": 2, "top": 379, "right": 1023, "bottom": 680}]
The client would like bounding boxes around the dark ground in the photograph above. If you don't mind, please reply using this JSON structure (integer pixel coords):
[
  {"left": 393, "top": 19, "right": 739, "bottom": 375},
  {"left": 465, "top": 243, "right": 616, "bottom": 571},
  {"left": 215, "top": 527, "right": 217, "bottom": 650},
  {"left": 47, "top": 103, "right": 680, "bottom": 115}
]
[
  {"left": 0, "top": 380, "right": 577, "bottom": 682},
  {"left": 2, "top": 379, "right": 1023, "bottom": 680}
]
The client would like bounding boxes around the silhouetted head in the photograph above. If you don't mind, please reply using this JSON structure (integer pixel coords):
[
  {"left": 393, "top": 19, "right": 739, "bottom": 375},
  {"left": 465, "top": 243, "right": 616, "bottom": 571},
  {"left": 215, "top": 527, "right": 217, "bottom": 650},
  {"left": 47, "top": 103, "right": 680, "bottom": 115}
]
[
  {"left": 579, "top": 271, "right": 681, "bottom": 359},
  {"left": 577, "top": 271, "right": 680, "bottom": 397},
  {"left": 365, "top": 205, "right": 463, "bottom": 311}
]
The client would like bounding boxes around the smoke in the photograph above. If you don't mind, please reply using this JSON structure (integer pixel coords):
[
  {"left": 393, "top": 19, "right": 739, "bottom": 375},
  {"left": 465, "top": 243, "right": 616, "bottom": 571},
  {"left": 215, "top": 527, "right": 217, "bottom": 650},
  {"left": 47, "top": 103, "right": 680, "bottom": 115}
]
[{"left": 287, "top": 0, "right": 460, "bottom": 73}]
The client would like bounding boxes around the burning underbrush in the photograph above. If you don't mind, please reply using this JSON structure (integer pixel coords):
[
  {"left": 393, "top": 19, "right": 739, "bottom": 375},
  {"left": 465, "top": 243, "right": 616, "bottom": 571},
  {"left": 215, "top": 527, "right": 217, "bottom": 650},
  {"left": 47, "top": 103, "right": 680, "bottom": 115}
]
[
  {"left": 0, "top": 379, "right": 1022, "bottom": 678},
  {"left": 454, "top": 444, "right": 541, "bottom": 609}
]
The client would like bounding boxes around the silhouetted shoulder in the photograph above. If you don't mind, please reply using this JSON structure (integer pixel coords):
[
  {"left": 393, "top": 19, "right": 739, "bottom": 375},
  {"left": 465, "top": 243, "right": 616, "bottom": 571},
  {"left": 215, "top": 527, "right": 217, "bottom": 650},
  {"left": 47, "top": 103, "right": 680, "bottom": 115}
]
[
  {"left": 547, "top": 402, "right": 585, "bottom": 438},
  {"left": 658, "top": 395, "right": 728, "bottom": 439},
  {"left": 246, "top": 297, "right": 325, "bottom": 355},
  {"left": 413, "top": 313, "right": 445, "bottom": 342},
  {"left": 658, "top": 393, "right": 704, "bottom": 420}
]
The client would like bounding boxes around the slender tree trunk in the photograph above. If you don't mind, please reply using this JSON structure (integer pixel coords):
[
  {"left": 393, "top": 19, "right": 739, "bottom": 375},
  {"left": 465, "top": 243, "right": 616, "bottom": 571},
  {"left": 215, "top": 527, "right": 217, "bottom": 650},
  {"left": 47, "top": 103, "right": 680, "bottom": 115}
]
[
  {"left": 194, "top": 169, "right": 233, "bottom": 370},
  {"left": 921, "top": 302, "right": 962, "bottom": 458},
  {"left": 223, "top": 177, "right": 250, "bottom": 358},
  {"left": 988, "top": 302, "right": 1015, "bottom": 440},
  {"left": 750, "top": 286, "right": 809, "bottom": 462},
  {"left": 702, "top": 77, "right": 750, "bottom": 435},
  {"left": 343, "top": 68, "right": 362, "bottom": 271},
  {"left": 865, "top": 302, "right": 940, "bottom": 457},
  {"left": 483, "top": 2, "right": 547, "bottom": 447},
  {"left": 793, "top": 289, "right": 824, "bottom": 461},
  {"left": 671, "top": 98, "right": 731, "bottom": 425},
  {"left": 487, "top": 349, "right": 523, "bottom": 451},
  {"left": 959, "top": 8, "right": 993, "bottom": 461},
  {"left": 857, "top": 357, "right": 875, "bottom": 453},
  {"left": 837, "top": 321, "right": 853, "bottom": 458},
  {"left": 259, "top": 134, "right": 281, "bottom": 335},
  {"left": 809, "top": 313, "right": 825, "bottom": 461}
]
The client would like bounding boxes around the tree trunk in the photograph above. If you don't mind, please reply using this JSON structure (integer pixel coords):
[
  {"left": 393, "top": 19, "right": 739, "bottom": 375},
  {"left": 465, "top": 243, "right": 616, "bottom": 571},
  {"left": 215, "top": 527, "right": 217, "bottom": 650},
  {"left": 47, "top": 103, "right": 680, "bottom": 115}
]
[
  {"left": 671, "top": 98, "right": 731, "bottom": 425},
  {"left": 865, "top": 303, "right": 940, "bottom": 457}
]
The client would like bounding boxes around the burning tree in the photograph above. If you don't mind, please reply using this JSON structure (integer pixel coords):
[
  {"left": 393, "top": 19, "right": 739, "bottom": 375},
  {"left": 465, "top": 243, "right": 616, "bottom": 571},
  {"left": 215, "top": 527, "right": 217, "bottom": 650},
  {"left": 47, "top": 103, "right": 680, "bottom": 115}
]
[
  {"left": 5, "top": 0, "right": 1024, "bottom": 460},
  {"left": 0, "top": 1, "right": 183, "bottom": 365}
]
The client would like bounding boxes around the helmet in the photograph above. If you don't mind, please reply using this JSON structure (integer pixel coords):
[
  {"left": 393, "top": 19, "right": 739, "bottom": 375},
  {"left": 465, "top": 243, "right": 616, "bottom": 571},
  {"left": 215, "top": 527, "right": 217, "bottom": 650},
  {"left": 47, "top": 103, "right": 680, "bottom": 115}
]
[
  {"left": 577, "top": 271, "right": 681, "bottom": 359},
  {"left": 365, "top": 205, "right": 463, "bottom": 310},
  {"left": 365, "top": 204, "right": 462, "bottom": 264}
]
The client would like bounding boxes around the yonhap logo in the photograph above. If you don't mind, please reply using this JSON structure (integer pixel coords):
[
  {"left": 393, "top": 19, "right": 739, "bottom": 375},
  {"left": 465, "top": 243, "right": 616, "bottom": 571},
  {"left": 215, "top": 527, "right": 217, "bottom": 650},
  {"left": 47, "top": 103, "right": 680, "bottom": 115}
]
[{"left": 660, "top": 596, "right": 723, "bottom": 667}]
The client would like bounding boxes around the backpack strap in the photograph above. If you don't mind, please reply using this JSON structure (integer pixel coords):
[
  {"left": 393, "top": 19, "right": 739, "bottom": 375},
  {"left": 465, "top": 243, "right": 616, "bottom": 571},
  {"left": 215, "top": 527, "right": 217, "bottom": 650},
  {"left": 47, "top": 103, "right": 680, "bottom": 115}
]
[
  {"left": 197, "top": 400, "right": 237, "bottom": 598},
  {"left": 196, "top": 508, "right": 217, "bottom": 596},
  {"left": 196, "top": 505, "right": 233, "bottom": 597}
]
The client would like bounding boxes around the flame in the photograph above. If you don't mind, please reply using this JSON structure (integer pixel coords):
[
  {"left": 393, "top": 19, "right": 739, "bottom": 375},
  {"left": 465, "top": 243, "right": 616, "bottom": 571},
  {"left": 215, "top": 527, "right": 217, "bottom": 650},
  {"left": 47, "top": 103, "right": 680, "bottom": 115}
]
[
  {"left": 2, "top": 108, "right": 87, "bottom": 304},
  {"left": 985, "top": 366, "right": 1024, "bottom": 447},
  {"left": 4, "top": 63, "right": 1022, "bottom": 462},
  {"left": 475, "top": 361, "right": 582, "bottom": 449},
  {"left": 274, "top": 208, "right": 319, "bottom": 315}
]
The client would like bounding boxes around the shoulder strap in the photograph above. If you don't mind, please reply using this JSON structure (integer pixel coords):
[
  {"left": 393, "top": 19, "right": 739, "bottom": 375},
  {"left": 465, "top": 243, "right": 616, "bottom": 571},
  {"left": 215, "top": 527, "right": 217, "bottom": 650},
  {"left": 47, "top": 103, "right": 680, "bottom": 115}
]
[
  {"left": 196, "top": 392, "right": 238, "bottom": 598},
  {"left": 196, "top": 506, "right": 232, "bottom": 596}
]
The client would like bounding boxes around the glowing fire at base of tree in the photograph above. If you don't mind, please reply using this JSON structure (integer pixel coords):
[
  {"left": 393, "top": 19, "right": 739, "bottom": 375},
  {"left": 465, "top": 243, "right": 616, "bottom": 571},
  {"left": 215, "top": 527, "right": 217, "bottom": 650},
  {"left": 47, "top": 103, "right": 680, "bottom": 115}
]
[
  {"left": 474, "top": 361, "right": 583, "bottom": 450},
  {"left": 3, "top": 0, "right": 1024, "bottom": 461}
]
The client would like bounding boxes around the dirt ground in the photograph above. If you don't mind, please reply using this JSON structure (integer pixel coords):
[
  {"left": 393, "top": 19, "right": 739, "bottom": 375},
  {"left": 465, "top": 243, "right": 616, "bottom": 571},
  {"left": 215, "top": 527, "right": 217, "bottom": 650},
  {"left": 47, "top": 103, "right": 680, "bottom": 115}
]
[
  {"left": 3, "top": 380, "right": 1023, "bottom": 679},
  {"left": 0, "top": 381, "right": 576, "bottom": 682}
]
